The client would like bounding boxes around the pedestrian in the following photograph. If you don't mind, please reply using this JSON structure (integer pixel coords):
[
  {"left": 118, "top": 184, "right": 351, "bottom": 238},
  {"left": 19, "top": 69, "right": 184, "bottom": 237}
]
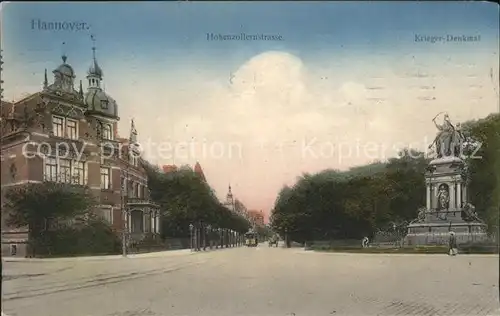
[{"left": 448, "top": 231, "right": 458, "bottom": 256}]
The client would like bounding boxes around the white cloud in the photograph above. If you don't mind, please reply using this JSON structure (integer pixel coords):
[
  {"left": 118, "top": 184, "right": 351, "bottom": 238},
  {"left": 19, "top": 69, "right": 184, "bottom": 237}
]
[{"left": 4, "top": 49, "right": 498, "bottom": 214}]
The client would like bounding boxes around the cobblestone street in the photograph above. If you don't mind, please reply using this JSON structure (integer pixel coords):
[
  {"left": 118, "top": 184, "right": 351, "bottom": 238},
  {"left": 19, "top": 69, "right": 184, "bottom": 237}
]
[{"left": 2, "top": 245, "right": 499, "bottom": 316}]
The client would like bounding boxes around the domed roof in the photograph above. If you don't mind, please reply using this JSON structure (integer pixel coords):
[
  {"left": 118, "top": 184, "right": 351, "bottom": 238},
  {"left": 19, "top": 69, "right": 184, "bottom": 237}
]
[
  {"left": 84, "top": 89, "right": 118, "bottom": 118},
  {"left": 54, "top": 55, "right": 75, "bottom": 77},
  {"left": 88, "top": 59, "right": 103, "bottom": 77}
]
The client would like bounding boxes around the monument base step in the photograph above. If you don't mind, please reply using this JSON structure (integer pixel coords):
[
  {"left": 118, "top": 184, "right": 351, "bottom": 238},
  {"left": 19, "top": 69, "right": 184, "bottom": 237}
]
[{"left": 405, "top": 221, "right": 489, "bottom": 246}]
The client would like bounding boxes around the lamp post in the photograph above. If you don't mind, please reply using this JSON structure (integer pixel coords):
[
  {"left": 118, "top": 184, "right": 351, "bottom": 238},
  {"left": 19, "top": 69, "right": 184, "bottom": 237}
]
[
  {"left": 207, "top": 224, "right": 212, "bottom": 249},
  {"left": 120, "top": 167, "right": 130, "bottom": 257},
  {"left": 217, "top": 227, "right": 222, "bottom": 248},
  {"left": 189, "top": 224, "right": 194, "bottom": 252},
  {"left": 195, "top": 222, "right": 200, "bottom": 251},
  {"left": 285, "top": 228, "right": 289, "bottom": 248},
  {"left": 224, "top": 229, "right": 228, "bottom": 248}
]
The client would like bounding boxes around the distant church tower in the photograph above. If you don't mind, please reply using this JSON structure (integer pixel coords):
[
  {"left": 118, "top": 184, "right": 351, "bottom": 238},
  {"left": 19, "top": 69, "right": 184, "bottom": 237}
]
[{"left": 224, "top": 184, "right": 235, "bottom": 212}]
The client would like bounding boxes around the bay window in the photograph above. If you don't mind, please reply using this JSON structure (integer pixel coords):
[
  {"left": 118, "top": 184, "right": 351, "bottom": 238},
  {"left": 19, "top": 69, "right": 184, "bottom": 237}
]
[{"left": 44, "top": 157, "right": 86, "bottom": 185}]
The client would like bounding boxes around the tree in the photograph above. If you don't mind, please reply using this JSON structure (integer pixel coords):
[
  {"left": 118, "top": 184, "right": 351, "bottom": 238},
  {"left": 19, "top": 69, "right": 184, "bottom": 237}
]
[
  {"left": 463, "top": 113, "right": 500, "bottom": 233},
  {"left": 144, "top": 164, "right": 252, "bottom": 238},
  {"left": 4, "top": 182, "right": 96, "bottom": 229},
  {"left": 270, "top": 151, "right": 430, "bottom": 243},
  {"left": 3, "top": 182, "right": 97, "bottom": 256},
  {"left": 270, "top": 114, "right": 500, "bottom": 243},
  {"left": 234, "top": 199, "right": 247, "bottom": 214}
]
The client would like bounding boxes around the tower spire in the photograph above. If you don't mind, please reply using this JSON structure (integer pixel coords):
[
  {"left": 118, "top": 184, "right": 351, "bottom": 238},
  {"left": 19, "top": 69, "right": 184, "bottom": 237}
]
[
  {"left": 43, "top": 68, "right": 48, "bottom": 89},
  {"left": 78, "top": 80, "right": 83, "bottom": 98},
  {"left": 129, "top": 118, "right": 137, "bottom": 143},
  {"left": 91, "top": 34, "right": 96, "bottom": 60},
  {"left": 87, "top": 34, "right": 103, "bottom": 88},
  {"left": 61, "top": 41, "right": 67, "bottom": 63}
]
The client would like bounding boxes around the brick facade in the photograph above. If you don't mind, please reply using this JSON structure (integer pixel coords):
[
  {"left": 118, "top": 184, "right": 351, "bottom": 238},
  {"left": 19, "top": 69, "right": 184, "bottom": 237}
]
[{"left": 1, "top": 52, "right": 160, "bottom": 257}]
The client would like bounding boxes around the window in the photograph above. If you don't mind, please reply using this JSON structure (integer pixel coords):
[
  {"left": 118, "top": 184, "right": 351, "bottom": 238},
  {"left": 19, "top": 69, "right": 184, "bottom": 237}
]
[
  {"left": 52, "top": 116, "right": 79, "bottom": 140},
  {"left": 52, "top": 116, "right": 64, "bottom": 137},
  {"left": 73, "top": 161, "right": 86, "bottom": 185},
  {"left": 129, "top": 152, "right": 139, "bottom": 167},
  {"left": 101, "top": 100, "right": 107, "bottom": 109},
  {"left": 102, "top": 124, "right": 113, "bottom": 140},
  {"left": 44, "top": 158, "right": 86, "bottom": 185},
  {"left": 128, "top": 180, "right": 134, "bottom": 197},
  {"left": 66, "top": 119, "right": 77, "bottom": 139},
  {"left": 59, "top": 159, "right": 72, "bottom": 183},
  {"left": 100, "top": 167, "right": 111, "bottom": 190},
  {"left": 44, "top": 157, "right": 58, "bottom": 181},
  {"left": 101, "top": 208, "right": 112, "bottom": 224},
  {"left": 135, "top": 183, "right": 140, "bottom": 198}
]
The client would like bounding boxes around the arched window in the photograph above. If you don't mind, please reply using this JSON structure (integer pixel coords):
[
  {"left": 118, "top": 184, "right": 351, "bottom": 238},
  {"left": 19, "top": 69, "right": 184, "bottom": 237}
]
[{"left": 102, "top": 124, "right": 112, "bottom": 140}]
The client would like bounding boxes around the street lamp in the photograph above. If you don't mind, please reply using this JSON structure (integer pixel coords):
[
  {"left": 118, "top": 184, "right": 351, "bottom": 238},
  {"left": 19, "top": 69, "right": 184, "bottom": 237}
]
[
  {"left": 120, "top": 169, "right": 130, "bottom": 257},
  {"left": 207, "top": 224, "right": 212, "bottom": 249},
  {"left": 224, "top": 228, "right": 228, "bottom": 248},
  {"left": 285, "top": 228, "right": 289, "bottom": 248},
  {"left": 219, "top": 228, "right": 223, "bottom": 249},
  {"left": 189, "top": 224, "right": 194, "bottom": 252}
]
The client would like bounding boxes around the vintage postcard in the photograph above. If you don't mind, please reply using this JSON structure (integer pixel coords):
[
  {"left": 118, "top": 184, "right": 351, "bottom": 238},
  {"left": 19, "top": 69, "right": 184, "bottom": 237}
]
[{"left": 1, "top": 2, "right": 499, "bottom": 316}]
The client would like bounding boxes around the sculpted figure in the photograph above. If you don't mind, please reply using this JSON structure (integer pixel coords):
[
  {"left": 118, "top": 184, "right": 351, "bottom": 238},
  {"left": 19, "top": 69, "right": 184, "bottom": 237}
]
[
  {"left": 428, "top": 113, "right": 466, "bottom": 158},
  {"left": 435, "top": 184, "right": 449, "bottom": 220},
  {"left": 436, "top": 184, "right": 450, "bottom": 211},
  {"left": 462, "top": 202, "right": 481, "bottom": 222},
  {"left": 417, "top": 207, "right": 426, "bottom": 222}
]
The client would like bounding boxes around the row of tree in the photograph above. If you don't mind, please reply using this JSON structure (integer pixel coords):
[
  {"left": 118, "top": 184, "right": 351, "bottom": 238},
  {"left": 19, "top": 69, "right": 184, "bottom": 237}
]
[
  {"left": 143, "top": 164, "right": 252, "bottom": 238},
  {"left": 271, "top": 114, "right": 500, "bottom": 243},
  {"left": 2, "top": 164, "right": 254, "bottom": 256}
]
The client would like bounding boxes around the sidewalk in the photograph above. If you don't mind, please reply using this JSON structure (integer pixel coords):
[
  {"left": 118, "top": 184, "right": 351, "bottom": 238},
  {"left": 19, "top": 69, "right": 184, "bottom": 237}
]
[
  {"left": 296, "top": 249, "right": 500, "bottom": 258},
  {"left": 3, "top": 248, "right": 194, "bottom": 262}
]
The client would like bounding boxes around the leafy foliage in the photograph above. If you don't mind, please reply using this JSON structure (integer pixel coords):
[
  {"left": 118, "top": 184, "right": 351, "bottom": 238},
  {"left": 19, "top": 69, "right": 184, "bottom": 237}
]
[
  {"left": 144, "top": 165, "right": 252, "bottom": 238},
  {"left": 2, "top": 182, "right": 121, "bottom": 256},
  {"left": 4, "top": 182, "right": 96, "bottom": 231},
  {"left": 34, "top": 219, "right": 122, "bottom": 257},
  {"left": 271, "top": 114, "right": 500, "bottom": 242},
  {"left": 463, "top": 113, "right": 500, "bottom": 234}
]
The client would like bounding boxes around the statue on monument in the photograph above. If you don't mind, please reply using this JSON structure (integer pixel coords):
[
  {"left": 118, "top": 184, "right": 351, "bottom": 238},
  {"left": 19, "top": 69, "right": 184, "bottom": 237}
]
[
  {"left": 410, "top": 207, "right": 427, "bottom": 224},
  {"left": 461, "top": 202, "right": 482, "bottom": 223},
  {"left": 428, "top": 113, "right": 466, "bottom": 158},
  {"left": 436, "top": 184, "right": 449, "bottom": 220}
]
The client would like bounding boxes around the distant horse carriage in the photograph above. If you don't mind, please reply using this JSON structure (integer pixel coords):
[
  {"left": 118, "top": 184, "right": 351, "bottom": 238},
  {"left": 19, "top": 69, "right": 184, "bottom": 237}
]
[
  {"left": 245, "top": 231, "right": 258, "bottom": 247},
  {"left": 268, "top": 238, "right": 278, "bottom": 247}
]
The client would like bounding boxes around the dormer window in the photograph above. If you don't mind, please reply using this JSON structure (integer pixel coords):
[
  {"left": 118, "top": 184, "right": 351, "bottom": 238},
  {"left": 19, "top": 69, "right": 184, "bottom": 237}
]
[{"left": 101, "top": 100, "right": 108, "bottom": 109}]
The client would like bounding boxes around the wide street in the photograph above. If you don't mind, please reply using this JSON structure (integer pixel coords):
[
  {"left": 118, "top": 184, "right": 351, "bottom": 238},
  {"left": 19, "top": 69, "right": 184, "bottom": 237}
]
[{"left": 2, "top": 244, "right": 499, "bottom": 316}]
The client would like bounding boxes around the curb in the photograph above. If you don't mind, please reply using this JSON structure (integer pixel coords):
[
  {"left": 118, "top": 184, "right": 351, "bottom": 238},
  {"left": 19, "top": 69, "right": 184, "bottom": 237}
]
[{"left": 2, "top": 249, "right": 194, "bottom": 262}]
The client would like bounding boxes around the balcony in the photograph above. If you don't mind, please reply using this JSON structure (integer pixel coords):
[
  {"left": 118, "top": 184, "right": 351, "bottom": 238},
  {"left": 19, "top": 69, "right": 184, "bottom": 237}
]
[{"left": 126, "top": 197, "right": 159, "bottom": 208}]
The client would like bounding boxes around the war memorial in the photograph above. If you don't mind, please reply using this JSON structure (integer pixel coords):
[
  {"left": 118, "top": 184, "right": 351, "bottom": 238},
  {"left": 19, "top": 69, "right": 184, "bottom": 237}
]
[{"left": 404, "top": 113, "right": 489, "bottom": 246}]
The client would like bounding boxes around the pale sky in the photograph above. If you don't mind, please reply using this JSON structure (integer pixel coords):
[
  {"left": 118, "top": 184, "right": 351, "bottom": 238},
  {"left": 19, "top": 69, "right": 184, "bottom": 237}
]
[{"left": 2, "top": 2, "right": 499, "bottom": 220}]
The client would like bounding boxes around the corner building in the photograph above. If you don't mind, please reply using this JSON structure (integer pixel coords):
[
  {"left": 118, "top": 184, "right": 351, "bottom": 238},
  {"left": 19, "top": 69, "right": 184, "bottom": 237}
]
[{"left": 1, "top": 47, "right": 160, "bottom": 257}]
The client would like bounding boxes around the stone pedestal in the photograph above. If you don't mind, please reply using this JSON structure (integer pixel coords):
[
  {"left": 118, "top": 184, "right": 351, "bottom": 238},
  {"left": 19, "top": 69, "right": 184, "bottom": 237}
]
[{"left": 405, "top": 156, "right": 489, "bottom": 246}]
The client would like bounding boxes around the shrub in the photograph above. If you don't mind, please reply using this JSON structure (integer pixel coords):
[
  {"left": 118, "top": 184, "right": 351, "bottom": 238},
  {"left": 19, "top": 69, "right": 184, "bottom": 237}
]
[
  {"left": 459, "top": 241, "right": 499, "bottom": 254},
  {"left": 35, "top": 219, "right": 121, "bottom": 257}
]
